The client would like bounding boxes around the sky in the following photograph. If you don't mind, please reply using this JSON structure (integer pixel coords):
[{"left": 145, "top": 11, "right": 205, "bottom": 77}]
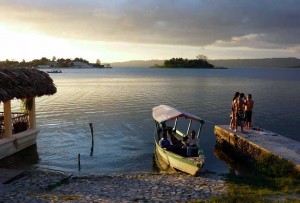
[{"left": 0, "top": 0, "right": 300, "bottom": 63}]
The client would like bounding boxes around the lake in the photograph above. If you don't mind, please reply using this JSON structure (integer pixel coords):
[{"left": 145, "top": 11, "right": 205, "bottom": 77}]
[{"left": 12, "top": 67, "right": 300, "bottom": 175}]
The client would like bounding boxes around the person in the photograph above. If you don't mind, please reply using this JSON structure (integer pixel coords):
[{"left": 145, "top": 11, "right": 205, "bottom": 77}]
[
  {"left": 187, "top": 130, "right": 199, "bottom": 147},
  {"left": 166, "top": 128, "right": 174, "bottom": 146},
  {"left": 167, "top": 128, "right": 188, "bottom": 155},
  {"left": 234, "top": 93, "right": 246, "bottom": 133},
  {"left": 229, "top": 92, "right": 240, "bottom": 130},
  {"left": 159, "top": 131, "right": 171, "bottom": 150},
  {"left": 245, "top": 94, "right": 254, "bottom": 129},
  {"left": 182, "top": 136, "right": 188, "bottom": 147},
  {"left": 186, "top": 130, "right": 199, "bottom": 157}
]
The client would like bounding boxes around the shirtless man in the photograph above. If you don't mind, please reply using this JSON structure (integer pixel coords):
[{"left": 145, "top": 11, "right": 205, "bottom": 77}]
[
  {"left": 245, "top": 94, "right": 254, "bottom": 129},
  {"left": 234, "top": 93, "right": 246, "bottom": 133}
]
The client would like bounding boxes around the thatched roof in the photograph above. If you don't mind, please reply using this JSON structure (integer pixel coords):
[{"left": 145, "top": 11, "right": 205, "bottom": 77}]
[{"left": 0, "top": 68, "right": 57, "bottom": 102}]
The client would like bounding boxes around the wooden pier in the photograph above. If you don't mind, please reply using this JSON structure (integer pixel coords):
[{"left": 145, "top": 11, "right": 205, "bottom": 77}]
[{"left": 214, "top": 125, "right": 300, "bottom": 173}]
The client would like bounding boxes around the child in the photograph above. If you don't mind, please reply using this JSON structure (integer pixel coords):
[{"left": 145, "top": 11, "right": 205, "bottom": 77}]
[
  {"left": 245, "top": 94, "right": 254, "bottom": 129},
  {"left": 159, "top": 131, "right": 171, "bottom": 150}
]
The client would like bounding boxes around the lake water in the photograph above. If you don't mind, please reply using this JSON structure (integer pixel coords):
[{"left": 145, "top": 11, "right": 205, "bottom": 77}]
[{"left": 12, "top": 67, "right": 300, "bottom": 175}]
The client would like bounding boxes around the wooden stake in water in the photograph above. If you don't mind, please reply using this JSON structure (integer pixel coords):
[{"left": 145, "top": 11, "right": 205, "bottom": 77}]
[
  {"left": 89, "top": 123, "right": 94, "bottom": 156},
  {"left": 78, "top": 153, "right": 81, "bottom": 171}
]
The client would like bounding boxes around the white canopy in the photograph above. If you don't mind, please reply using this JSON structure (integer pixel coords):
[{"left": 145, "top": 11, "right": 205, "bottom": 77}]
[{"left": 152, "top": 105, "right": 204, "bottom": 123}]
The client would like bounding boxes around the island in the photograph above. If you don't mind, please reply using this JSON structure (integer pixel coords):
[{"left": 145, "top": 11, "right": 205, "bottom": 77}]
[
  {"left": 152, "top": 55, "right": 215, "bottom": 69},
  {"left": 0, "top": 57, "right": 112, "bottom": 69}
]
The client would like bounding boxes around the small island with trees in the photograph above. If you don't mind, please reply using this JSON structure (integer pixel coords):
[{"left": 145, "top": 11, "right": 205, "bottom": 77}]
[
  {"left": 152, "top": 55, "right": 215, "bottom": 69},
  {"left": 0, "top": 57, "right": 112, "bottom": 69}
]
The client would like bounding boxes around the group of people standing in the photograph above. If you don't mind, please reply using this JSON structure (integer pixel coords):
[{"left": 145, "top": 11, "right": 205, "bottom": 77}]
[{"left": 229, "top": 92, "right": 254, "bottom": 133}]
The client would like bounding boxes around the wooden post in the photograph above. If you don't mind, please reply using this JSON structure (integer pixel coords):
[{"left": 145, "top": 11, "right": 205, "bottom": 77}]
[
  {"left": 29, "top": 97, "right": 36, "bottom": 129},
  {"left": 3, "top": 100, "right": 12, "bottom": 138},
  {"left": 89, "top": 123, "right": 94, "bottom": 156},
  {"left": 78, "top": 153, "right": 81, "bottom": 171}
]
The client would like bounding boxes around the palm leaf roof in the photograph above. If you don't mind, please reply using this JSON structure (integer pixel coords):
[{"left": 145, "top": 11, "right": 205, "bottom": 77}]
[{"left": 0, "top": 68, "right": 57, "bottom": 102}]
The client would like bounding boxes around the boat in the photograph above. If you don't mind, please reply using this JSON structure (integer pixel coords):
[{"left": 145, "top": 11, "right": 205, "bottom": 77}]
[
  {"left": 46, "top": 69, "right": 62, "bottom": 73},
  {"left": 152, "top": 105, "right": 205, "bottom": 176}
]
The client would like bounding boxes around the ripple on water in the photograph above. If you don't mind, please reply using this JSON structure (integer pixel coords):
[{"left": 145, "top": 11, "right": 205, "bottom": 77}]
[{"left": 7, "top": 68, "right": 298, "bottom": 174}]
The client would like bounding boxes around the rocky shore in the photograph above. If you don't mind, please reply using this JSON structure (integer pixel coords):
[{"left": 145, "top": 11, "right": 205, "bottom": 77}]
[{"left": 0, "top": 168, "right": 227, "bottom": 202}]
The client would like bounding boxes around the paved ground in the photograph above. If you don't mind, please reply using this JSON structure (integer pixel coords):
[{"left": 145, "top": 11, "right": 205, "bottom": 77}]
[{"left": 0, "top": 168, "right": 226, "bottom": 202}]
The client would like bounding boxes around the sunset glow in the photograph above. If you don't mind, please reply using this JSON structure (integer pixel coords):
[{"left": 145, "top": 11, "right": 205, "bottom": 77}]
[{"left": 0, "top": 1, "right": 299, "bottom": 63}]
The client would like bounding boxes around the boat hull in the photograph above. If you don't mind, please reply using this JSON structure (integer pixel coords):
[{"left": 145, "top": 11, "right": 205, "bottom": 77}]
[
  {"left": 0, "top": 129, "right": 39, "bottom": 160},
  {"left": 154, "top": 141, "right": 204, "bottom": 176}
]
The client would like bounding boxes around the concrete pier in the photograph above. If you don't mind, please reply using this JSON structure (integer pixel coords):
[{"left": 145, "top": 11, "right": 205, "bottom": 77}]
[{"left": 214, "top": 125, "right": 300, "bottom": 172}]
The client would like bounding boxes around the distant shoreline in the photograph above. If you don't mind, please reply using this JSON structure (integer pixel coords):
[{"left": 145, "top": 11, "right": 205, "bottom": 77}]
[
  {"left": 110, "top": 57, "right": 300, "bottom": 68},
  {"left": 150, "top": 66, "right": 228, "bottom": 69},
  {"left": 38, "top": 66, "right": 112, "bottom": 69}
]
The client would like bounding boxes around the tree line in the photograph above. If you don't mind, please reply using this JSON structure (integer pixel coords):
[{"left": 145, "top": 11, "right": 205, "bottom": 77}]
[{"left": 0, "top": 57, "right": 90, "bottom": 68}]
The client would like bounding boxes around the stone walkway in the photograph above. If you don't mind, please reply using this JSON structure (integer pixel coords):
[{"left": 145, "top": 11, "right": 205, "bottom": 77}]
[{"left": 0, "top": 168, "right": 227, "bottom": 202}]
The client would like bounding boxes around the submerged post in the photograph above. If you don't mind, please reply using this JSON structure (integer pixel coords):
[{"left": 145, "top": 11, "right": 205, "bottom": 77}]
[
  {"left": 89, "top": 123, "right": 94, "bottom": 156},
  {"left": 78, "top": 153, "right": 81, "bottom": 171}
]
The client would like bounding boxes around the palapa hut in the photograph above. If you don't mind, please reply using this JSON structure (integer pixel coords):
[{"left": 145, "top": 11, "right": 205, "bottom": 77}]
[{"left": 0, "top": 68, "right": 56, "bottom": 159}]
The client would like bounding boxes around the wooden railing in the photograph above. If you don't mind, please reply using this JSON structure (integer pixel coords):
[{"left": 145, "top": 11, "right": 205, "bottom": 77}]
[{"left": 0, "top": 112, "right": 30, "bottom": 138}]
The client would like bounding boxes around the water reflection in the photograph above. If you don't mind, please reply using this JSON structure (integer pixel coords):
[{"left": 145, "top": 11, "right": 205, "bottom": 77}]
[
  {"left": 152, "top": 148, "right": 178, "bottom": 175},
  {"left": 214, "top": 142, "right": 251, "bottom": 176},
  {"left": 0, "top": 145, "right": 39, "bottom": 170}
]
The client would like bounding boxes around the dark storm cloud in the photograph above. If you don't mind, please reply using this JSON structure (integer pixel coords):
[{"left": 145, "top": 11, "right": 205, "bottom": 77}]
[{"left": 1, "top": 0, "right": 300, "bottom": 50}]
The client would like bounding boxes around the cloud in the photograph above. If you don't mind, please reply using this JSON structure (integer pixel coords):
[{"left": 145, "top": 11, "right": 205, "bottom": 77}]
[
  {"left": 1, "top": 0, "right": 300, "bottom": 51},
  {"left": 213, "top": 34, "right": 285, "bottom": 49}
]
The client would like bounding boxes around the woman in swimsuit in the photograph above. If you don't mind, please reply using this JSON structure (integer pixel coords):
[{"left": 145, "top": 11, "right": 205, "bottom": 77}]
[{"left": 229, "top": 92, "right": 239, "bottom": 130}]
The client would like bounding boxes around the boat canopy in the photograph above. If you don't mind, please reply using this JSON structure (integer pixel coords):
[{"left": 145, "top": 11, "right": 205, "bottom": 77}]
[{"left": 152, "top": 105, "right": 204, "bottom": 124}]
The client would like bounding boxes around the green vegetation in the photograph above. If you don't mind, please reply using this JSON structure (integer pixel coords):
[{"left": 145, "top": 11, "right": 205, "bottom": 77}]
[
  {"left": 254, "top": 153, "right": 297, "bottom": 177},
  {"left": 206, "top": 174, "right": 300, "bottom": 203},
  {"left": 207, "top": 143, "right": 300, "bottom": 202},
  {"left": 21, "top": 98, "right": 33, "bottom": 113},
  {"left": 0, "top": 57, "right": 90, "bottom": 68},
  {"left": 153, "top": 55, "right": 214, "bottom": 69}
]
